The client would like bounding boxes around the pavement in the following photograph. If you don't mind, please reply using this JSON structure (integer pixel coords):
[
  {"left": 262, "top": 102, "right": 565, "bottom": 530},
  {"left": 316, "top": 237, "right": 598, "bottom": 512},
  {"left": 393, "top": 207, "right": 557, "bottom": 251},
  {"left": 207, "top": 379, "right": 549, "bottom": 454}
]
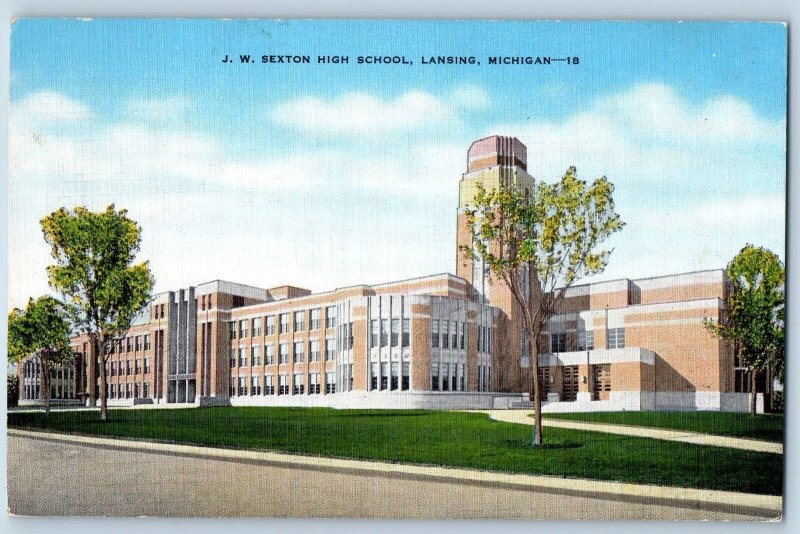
[
  {"left": 6, "top": 428, "right": 782, "bottom": 519},
  {"left": 475, "top": 410, "right": 784, "bottom": 454}
]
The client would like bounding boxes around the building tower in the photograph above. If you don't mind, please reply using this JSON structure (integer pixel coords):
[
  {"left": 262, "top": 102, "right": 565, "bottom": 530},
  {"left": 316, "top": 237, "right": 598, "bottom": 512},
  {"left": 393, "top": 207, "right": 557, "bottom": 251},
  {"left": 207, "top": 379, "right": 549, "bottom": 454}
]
[{"left": 456, "top": 135, "right": 535, "bottom": 392}]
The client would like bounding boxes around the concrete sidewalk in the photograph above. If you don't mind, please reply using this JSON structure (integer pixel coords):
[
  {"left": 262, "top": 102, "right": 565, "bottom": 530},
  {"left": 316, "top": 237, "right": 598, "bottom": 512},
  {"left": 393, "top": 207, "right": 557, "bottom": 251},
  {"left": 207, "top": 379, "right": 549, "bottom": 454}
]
[
  {"left": 476, "top": 410, "right": 783, "bottom": 454},
  {"left": 7, "top": 428, "right": 782, "bottom": 519}
]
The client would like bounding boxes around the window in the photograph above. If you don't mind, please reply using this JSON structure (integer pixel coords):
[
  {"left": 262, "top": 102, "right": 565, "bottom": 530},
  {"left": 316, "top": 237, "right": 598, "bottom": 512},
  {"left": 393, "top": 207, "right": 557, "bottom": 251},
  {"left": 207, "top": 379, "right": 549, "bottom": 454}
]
[
  {"left": 238, "top": 377, "right": 246, "bottom": 396},
  {"left": 293, "top": 341, "right": 304, "bottom": 363},
  {"left": 325, "top": 337, "right": 336, "bottom": 361},
  {"left": 450, "top": 322, "right": 457, "bottom": 350},
  {"left": 380, "top": 363, "right": 389, "bottom": 390},
  {"left": 111, "top": 362, "right": 117, "bottom": 376},
  {"left": 607, "top": 328, "right": 626, "bottom": 349},
  {"left": 431, "top": 364, "right": 440, "bottom": 391},
  {"left": 370, "top": 320, "right": 379, "bottom": 348},
  {"left": 391, "top": 362, "right": 399, "bottom": 390},
  {"left": 442, "top": 321, "right": 449, "bottom": 348},
  {"left": 143, "top": 381, "right": 150, "bottom": 398},
  {"left": 126, "top": 338, "right": 133, "bottom": 352},
  {"left": 325, "top": 306, "right": 336, "bottom": 328},
  {"left": 370, "top": 363, "right": 379, "bottom": 390},
  {"left": 551, "top": 333, "right": 567, "bottom": 353},
  {"left": 229, "top": 348, "right": 236, "bottom": 368},
  {"left": 144, "top": 335, "right": 150, "bottom": 350},
  {"left": 252, "top": 318, "right": 261, "bottom": 337},
  {"left": 126, "top": 360, "right": 131, "bottom": 375},
  {"left": 381, "top": 319, "right": 389, "bottom": 347},
  {"left": 279, "top": 343, "right": 288, "bottom": 364},
  {"left": 251, "top": 346, "right": 260, "bottom": 366},
  {"left": 310, "top": 308, "right": 321, "bottom": 330},
  {"left": 309, "top": 340, "right": 320, "bottom": 362},
  {"left": 442, "top": 363, "right": 450, "bottom": 391},
  {"left": 135, "top": 359, "right": 141, "bottom": 374},
  {"left": 459, "top": 363, "right": 465, "bottom": 391},
  {"left": 264, "top": 375, "right": 275, "bottom": 395},
  {"left": 577, "top": 330, "right": 595, "bottom": 351},
  {"left": 125, "top": 383, "right": 131, "bottom": 399},
  {"left": 229, "top": 377, "right": 236, "bottom": 397},
  {"left": 239, "top": 320, "right": 248, "bottom": 338},
  {"left": 238, "top": 347, "right": 246, "bottom": 367},
  {"left": 293, "top": 373, "right": 304, "bottom": 395},
  {"left": 278, "top": 374, "right": 288, "bottom": 395},
  {"left": 349, "top": 323, "right": 355, "bottom": 350},
  {"left": 391, "top": 319, "right": 400, "bottom": 347},
  {"left": 325, "top": 372, "right": 336, "bottom": 394},
  {"left": 294, "top": 311, "right": 304, "bottom": 331},
  {"left": 402, "top": 319, "right": 410, "bottom": 347},
  {"left": 135, "top": 336, "right": 141, "bottom": 351},
  {"left": 250, "top": 376, "right": 260, "bottom": 396},
  {"left": 144, "top": 357, "right": 150, "bottom": 374},
  {"left": 431, "top": 320, "right": 439, "bottom": 348},
  {"left": 402, "top": 362, "right": 410, "bottom": 390},
  {"left": 265, "top": 315, "right": 275, "bottom": 335},
  {"left": 229, "top": 321, "right": 237, "bottom": 340},
  {"left": 309, "top": 373, "right": 320, "bottom": 394},
  {"left": 265, "top": 344, "right": 274, "bottom": 365},
  {"left": 110, "top": 384, "right": 116, "bottom": 399},
  {"left": 279, "top": 313, "right": 289, "bottom": 334},
  {"left": 134, "top": 383, "right": 141, "bottom": 398}
]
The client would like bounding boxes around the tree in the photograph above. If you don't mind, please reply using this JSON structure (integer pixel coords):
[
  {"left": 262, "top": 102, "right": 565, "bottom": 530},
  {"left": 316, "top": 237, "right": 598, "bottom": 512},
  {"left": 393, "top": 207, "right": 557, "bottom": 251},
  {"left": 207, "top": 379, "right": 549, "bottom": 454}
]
[
  {"left": 41, "top": 205, "right": 154, "bottom": 421},
  {"left": 7, "top": 374, "right": 20, "bottom": 409},
  {"left": 463, "top": 167, "right": 624, "bottom": 445},
  {"left": 7, "top": 296, "right": 73, "bottom": 415},
  {"left": 705, "top": 245, "right": 784, "bottom": 416}
]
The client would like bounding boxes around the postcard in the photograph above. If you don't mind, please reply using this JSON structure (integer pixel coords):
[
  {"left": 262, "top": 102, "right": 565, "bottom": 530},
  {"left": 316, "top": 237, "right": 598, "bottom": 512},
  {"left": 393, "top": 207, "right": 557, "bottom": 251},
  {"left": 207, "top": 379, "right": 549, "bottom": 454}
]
[{"left": 6, "top": 19, "right": 786, "bottom": 520}]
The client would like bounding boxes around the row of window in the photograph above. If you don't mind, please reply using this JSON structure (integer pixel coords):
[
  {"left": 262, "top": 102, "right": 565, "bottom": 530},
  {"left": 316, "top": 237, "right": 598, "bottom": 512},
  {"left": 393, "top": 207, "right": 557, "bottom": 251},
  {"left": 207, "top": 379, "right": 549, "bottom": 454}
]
[
  {"left": 229, "top": 372, "right": 336, "bottom": 396},
  {"left": 229, "top": 307, "right": 338, "bottom": 340},
  {"left": 431, "top": 320, "right": 469, "bottom": 350},
  {"left": 548, "top": 328, "right": 624, "bottom": 353},
  {"left": 430, "top": 362, "right": 467, "bottom": 392},
  {"left": 108, "top": 335, "right": 151, "bottom": 354},
  {"left": 369, "top": 318, "right": 411, "bottom": 348},
  {"left": 109, "top": 381, "right": 150, "bottom": 399},
  {"left": 369, "top": 362, "right": 411, "bottom": 391},
  {"left": 108, "top": 358, "right": 151, "bottom": 376},
  {"left": 229, "top": 339, "right": 338, "bottom": 368}
]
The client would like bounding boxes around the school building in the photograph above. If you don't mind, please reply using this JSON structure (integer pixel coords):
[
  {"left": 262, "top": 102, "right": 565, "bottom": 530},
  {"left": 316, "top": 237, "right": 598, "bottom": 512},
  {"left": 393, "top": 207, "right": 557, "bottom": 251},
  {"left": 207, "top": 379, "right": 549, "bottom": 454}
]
[{"left": 16, "top": 136, "right": 763, "bottom": 412}]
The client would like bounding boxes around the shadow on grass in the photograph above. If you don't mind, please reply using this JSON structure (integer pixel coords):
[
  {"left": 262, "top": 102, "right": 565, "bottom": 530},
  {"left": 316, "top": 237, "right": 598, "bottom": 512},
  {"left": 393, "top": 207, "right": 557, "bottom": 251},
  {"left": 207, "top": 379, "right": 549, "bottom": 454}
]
[{"left": 503, "top": 439, "right": 583, "bottom": 450}]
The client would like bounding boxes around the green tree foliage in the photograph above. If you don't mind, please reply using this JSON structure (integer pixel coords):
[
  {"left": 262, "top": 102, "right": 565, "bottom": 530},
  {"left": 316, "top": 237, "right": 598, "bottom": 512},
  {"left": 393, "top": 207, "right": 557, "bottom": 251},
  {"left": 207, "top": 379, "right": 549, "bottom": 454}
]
[
  {"left": 7, "top": 374, "right": 20, "bottom": 409},
  {"left": 705, "top": 245, "right": 784, "bottom": 416},
  {"left": 41, "top": 205, "right": 154, "bottom": 421},
  {"left": 463, "top": 167, "right": 624, "bottom": 444},
  {"left": 7, "top": 296, "right": 73, "bottom": 414}
]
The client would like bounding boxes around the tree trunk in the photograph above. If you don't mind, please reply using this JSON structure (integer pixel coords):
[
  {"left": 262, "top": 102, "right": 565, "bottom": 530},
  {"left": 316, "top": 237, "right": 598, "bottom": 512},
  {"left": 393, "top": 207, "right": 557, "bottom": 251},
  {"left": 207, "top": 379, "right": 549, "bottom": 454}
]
[
  {"left": 529, "top": 325, "right": 543, "bottom": 446},
  {"left": 749, "top": 369, "right": 757, "bottom": 417},
  {"left": 96, "top": 334, "right": 109, "bottom": 422},
  {"left": 40, "top": 356, "right": 51, "bottom": 416}
]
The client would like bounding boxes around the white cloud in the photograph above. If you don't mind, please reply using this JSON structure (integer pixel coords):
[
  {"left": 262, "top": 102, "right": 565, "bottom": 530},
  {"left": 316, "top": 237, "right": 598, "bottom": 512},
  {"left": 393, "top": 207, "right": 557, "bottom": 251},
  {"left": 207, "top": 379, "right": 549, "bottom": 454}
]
[
  {"left": 270, "top": 87, "right": 486, "bottom": 136},
  {"left": 602, "top": 83, "right": 785, "bottom": 145},
  {"left": 10, "top": 91, "right": 92, "bottom": 128},
  {"left": 494, "top": 83, "right": 785, "bottom": 283}
]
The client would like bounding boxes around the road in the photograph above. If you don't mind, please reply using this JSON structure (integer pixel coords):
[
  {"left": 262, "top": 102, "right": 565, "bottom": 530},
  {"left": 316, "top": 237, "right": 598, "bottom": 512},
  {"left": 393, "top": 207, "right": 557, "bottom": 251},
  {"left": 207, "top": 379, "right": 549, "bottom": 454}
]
[{"left": 6, "top": 433, "right": 776, "bottom": 520}]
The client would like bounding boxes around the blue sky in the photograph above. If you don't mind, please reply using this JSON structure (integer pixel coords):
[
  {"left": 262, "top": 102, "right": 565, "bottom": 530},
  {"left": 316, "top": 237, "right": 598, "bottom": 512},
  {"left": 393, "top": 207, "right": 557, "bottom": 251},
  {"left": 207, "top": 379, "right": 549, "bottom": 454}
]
[{"left": 8, "top": 19, "right": 787, "bottom": 308}]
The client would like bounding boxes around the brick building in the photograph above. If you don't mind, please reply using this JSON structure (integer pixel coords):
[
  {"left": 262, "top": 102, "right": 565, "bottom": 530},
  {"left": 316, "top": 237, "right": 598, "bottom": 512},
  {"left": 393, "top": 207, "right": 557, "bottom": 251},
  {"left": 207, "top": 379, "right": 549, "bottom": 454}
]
[{"left": 16, "top": 136, "right": 760, "bottom": 412}]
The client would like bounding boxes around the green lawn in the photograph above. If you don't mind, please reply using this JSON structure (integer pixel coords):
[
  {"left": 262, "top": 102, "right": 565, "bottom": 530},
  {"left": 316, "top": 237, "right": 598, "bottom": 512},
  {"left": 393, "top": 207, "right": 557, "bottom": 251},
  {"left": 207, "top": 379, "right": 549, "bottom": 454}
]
[
  {"left": 8, "top": 407, "right": 783, "bottom": 495},
  {"left": 541, "top": 411, "right": 784, "bottom": 442}
]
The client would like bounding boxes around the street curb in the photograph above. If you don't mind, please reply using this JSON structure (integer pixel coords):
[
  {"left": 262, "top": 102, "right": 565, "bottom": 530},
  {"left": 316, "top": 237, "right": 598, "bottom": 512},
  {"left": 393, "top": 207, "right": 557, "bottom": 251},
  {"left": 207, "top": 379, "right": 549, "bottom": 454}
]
[{"left": 8, "top": 428, "right": 782, "bottom": 519}]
